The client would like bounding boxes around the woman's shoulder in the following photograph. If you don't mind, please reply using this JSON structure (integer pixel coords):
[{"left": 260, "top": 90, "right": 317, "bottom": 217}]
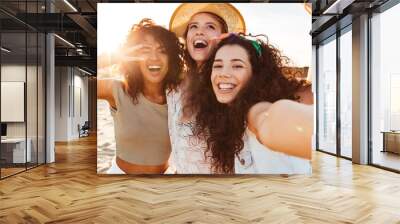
[
  {"left": 166, "top": 85, "right": 183, "bottom": 99},
  {"left": 295, "top": 84, "right": 313, "bottom": 105},
  {"left": 248, "top": 102, "right": 272, "bottom": 117},
  {"left": 110, "top": 79, "right": 125, "bottom": 89}
]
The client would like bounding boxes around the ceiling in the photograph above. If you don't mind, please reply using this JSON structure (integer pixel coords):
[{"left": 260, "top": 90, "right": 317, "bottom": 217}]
[
  {"left": 0, "top": 0, "right": 100, "bottom": 74},
  {"left": 0, "top": 0, "right": 393, "bottom": 74}
]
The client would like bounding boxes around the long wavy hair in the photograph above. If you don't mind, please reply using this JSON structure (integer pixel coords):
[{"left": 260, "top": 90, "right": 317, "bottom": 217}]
[
  {"left": 119, "top": 18, "right": 184, "bottom": 103},
  {"left": 186, "top": 34, "right": 308, "bottom": 174},
  {"left": 181, "top": 12, "right": 229, "bottom": 117}
]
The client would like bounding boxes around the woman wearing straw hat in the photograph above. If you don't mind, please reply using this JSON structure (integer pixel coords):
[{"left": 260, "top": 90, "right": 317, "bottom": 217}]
[{"left": 166, "top": 3, "right": 246, "bottom": 173}]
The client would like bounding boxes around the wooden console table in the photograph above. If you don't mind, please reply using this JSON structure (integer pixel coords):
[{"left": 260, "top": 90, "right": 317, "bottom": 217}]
[{"left": 381, "top": 131, "right": 400, "bottom": 154}]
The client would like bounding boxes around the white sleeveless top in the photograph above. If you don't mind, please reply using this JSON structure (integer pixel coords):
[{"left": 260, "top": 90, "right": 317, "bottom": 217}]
[
  {"left": 166, "top": 89, "right": 312, "bottom": 174},
  {"left": 236, "top": 129, "right": 312, "bottom": 174},
  {"left": 166, "top": 89, "right": 212, "bottom": 174}
]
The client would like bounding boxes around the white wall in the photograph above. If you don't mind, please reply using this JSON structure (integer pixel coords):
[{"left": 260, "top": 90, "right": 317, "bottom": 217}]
[
  {"left": 55, "top": 66, "right": 70, "bottom": 141},
  {"left": 1, "top": 63, "right": 45, "bottom": 163},
  {"left": 54, "top": 67, "right": 89, "bottom": 141},
  {"left": 72, "top": 74, "right": 89, "bottom": 138},
  {"left": 1, "top": 65, "right": 33, "bottom": 138}
]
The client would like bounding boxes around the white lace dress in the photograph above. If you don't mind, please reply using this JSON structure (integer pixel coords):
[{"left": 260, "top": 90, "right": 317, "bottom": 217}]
[
  {"left": 166, "top": 89, "right": 312, "bottom": 174},
  {"left": 165, "top": 89, "right": 213, "bottom": 174}
]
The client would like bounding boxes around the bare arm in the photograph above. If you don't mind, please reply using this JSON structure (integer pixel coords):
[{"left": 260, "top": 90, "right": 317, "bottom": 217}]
[
  {"left": 97, "top": 79, "right": 117, "bottom": 109},
  {"left": 248, "top": 96, "right": 314, "bottom": 160}
]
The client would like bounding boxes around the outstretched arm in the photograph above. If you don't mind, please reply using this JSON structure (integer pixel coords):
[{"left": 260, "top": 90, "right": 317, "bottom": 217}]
[
  {"left": 248, "top": 88, "right": 314, "bottom": 160},
  {"left": 97, "top": 79, "right": 117, "bottom": 109},
  {"left": 97, "top": 44, "right": 148, "bottom": 109}
]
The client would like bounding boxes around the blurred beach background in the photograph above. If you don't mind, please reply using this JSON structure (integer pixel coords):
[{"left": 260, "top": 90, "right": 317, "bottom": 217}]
[{"left": 97, "top": 100, "right": 115, "bottom": 173}]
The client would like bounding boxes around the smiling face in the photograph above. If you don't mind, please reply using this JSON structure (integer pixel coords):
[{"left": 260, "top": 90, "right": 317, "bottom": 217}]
[
  {"left": 136, "top": 34, "right": 169, "bottom": 85},
  {"left": 186, "top": 12, "right": 225, "bottom": 66},
  {"left": 211, "top": 44, "right": 252, "bottom": 104}
]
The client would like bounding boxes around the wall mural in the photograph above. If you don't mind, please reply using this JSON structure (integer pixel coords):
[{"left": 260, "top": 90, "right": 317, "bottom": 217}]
[{"left": 97, "top": 3, "right": 313, "bottom": 175}]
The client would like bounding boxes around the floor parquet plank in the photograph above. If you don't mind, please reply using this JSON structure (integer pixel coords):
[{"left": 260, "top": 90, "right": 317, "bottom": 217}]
[{"left": 0, "top": 135, "right": 400, "bottom": 223}]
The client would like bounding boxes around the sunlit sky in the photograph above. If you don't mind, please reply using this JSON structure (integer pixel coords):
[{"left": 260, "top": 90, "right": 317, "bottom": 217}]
[{"left": 98, "top": 3, "right": 311, "bottom": 67}]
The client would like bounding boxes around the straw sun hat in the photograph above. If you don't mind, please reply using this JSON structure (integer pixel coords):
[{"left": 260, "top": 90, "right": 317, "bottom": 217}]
[{"left": 169, "top": 3, "right": 246, "bottom": 38}]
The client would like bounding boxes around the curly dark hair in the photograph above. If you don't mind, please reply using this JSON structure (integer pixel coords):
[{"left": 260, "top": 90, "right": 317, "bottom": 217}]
[
  {"left": 186, "top": 34, "right": 308, "bottom": 174},
  {"left": 119, "top": 18, "right": 184, "bottom": 103}
]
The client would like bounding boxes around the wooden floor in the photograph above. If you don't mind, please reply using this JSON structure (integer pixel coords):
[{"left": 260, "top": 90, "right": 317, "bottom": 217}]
[
  {"left": 1, "top": 167, "right": 26, "bottom": 178},
  {"left": 373, "top": 151, "right": 400, "bottom": 171},
  {"left": 1, "top": 135, "right": 400, "bottom": 223},
  {"left": 1, "top": 163, "right": 44, "bottom": 178}
]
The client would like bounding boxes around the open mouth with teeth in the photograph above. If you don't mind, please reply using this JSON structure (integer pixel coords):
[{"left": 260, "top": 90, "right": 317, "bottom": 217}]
[
  {"left": 217, "top": 83, "right": 237, "bottom": 91},
  {"left": 193, "top": 40, "right": 208, "bottom": 49},
  {"left": 214, "top": 81, "right": 240, "bottom": 103},
  {"left": 147, "top": 65, "right": 161, "bottom": 72}
]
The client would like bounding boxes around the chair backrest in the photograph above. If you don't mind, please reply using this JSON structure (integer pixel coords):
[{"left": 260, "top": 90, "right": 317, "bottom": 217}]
[{"left": 82, "top": 121, "right": 90, "bottom": 129}]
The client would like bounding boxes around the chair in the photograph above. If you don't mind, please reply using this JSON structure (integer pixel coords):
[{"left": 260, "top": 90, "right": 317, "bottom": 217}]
[{"left": 79, "top": 121, "right": 90, "bottom": 138}]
